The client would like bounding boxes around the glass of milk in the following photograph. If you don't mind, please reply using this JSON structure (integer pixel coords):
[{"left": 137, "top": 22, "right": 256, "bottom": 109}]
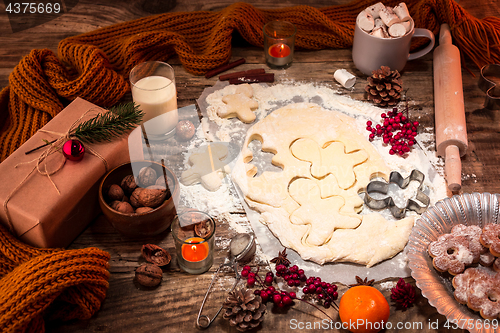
[{"left": 130, "top": 61, "right": 178, "bottom": 140}]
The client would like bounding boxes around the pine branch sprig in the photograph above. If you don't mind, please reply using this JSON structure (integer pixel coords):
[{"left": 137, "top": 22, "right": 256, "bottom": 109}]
[{"left": 72, "top": 102, "right": 144, "bottom": 144}]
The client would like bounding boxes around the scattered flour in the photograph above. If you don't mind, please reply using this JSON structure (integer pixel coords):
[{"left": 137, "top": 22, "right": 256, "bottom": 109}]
[{"left": 380, "top": 281, "right": 398, "bottom": 290}]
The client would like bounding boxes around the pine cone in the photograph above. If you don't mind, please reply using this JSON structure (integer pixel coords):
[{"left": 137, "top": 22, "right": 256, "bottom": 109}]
[
  {"left": 365, "top": 66, "right": 403, "bottom": 107},
  {"left": 222, "top": 287, "right": 266, "bottom": 331}
]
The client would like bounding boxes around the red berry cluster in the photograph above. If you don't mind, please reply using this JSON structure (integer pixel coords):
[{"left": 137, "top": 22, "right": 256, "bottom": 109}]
[
  {"left": 242, "top": 265, "right": 297, "bottom": 308},
  {"left": 276, "top": 264, "right": 307, "bottom": 287},
  {"left": 365, "top": 108, "right": 419, "bottom": 156},
  {"left": 240, "top": 263, "right": 338, "bottom": 310},
  {"left": 302, "top": 276, "right": 338, "bottom": 309}
]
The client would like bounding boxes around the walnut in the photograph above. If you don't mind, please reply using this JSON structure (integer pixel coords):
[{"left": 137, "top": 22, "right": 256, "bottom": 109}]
[
  {"left": 136, "top": 207, "right": 154, "bottom": 214},
  {"left": 114, "top": 201, "right": 135, "bottom": 214},
  {"left": 109, "top": 200, "right": 121, "bottom": 210},
  {"left": 138, "top": 185, "right": 167, "bottom": 208},
  {"left": 135, "top": 263, "right": 162, "bottom": 287},
  {"left": 141, "top": 244, "right": 171, "bottom": 266},
  {"left": 176, "top": 120, "right": 195, "bottom": 141},
  {"left": 138, "top": 167, "right": 157, "bottom": 187},
  {"left": 121, "top": 174, "right": 138, "bottom": 194},
  {"left": 108, "top": 184, "right": 124, "bottom": 201},
  {"left": 130, "top": 187, "right": 144, "bottom": 207}
]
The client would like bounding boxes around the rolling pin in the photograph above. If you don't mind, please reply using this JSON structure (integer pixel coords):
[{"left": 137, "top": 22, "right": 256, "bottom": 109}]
[{"left": 433, "top": 24, "right": 468, "bottom": 192}]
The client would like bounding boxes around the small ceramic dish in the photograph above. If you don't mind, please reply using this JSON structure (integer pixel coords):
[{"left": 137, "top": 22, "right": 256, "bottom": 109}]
[
  {"left": 99, "top": 161, "right": 180, "bottom": 237},
  {"left": 407, "top": 192, "right": 500, "bottom": 333}
]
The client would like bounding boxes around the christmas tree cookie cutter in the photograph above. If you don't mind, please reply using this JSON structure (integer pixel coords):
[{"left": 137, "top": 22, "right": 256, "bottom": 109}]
[{"left": 364, "top": 169, "right": 430, "bottom": 218}]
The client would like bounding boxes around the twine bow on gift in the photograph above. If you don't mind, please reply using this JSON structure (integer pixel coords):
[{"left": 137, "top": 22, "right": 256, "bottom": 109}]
[
  {"left": 2, "top": 108, "right": 109, "bottom": 235},
  {"left": 2, "top": 102, "right": 143, "bottom": 235}
]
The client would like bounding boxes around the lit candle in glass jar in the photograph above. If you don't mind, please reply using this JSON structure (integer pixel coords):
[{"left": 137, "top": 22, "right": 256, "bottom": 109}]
[
  {"left": 263, "top": 21, "right": 296, "bottom": 68},
  {"left": 182, "top": 237, "right": 209, "bottom": 262},
  {"left": 172, "top": 211, "right": 215, "bottom": 274}
]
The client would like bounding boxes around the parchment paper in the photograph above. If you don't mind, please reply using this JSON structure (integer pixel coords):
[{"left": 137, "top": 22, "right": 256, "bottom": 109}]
[{"left": 197, "top": 81, "right": 444, "bottom": 285}]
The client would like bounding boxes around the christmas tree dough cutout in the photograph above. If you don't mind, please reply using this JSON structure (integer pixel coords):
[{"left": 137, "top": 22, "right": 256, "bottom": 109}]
[
  {"left": 289, "top": 178, "right": 361, "bottom": 246},
  {"left": 291, "top": 138, "right": 369, "bottom": 189},
  {"left": 181, "top": 143, "right": 230, "bottom": 191},
  {"left": 220, "top": 84, "right": 259, "bottom": 123}
]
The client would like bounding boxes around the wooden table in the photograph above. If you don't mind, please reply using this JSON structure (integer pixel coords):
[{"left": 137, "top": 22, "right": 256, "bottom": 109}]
[{"left": 1, "top": 0, "right": 500, "bottom": 332}]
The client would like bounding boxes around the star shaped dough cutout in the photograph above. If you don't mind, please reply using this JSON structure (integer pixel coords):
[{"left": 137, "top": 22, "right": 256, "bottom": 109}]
[
  {"left": 220, "top": 84, "right": 259, "bottom": 123},
  {"left": 291, "top": 138, "right": 369, "bottom": 189},
  {"left": 288, "top": 178, "right": 361, "bottom": 246}
]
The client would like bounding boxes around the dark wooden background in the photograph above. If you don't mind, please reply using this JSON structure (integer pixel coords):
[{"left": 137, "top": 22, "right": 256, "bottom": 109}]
[{"left": 1, "top": 0, "right": 500, "bottom": 332}]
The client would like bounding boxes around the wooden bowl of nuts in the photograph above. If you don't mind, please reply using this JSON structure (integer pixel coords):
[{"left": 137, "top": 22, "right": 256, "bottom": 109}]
[{"left": 99, "top": 161, "right": 180, "bottom": 237}]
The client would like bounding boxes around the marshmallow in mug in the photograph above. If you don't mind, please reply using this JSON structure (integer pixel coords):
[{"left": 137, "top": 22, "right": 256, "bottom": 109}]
[{"left": 357, "top": 2, "right": 412, "bottom": 38}]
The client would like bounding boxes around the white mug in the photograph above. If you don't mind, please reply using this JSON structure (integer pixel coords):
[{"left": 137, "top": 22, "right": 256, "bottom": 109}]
[{"left": 352, "top": 18, "right": 435, "bottom": 75}]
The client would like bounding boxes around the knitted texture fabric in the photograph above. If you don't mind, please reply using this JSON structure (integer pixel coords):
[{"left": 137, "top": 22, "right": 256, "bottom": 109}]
[
  {"left": 1, "top": 0, "right": 499, "bottom": 161},
  {"left": 0, "top": 223, "right": 110, "bottom": 333}
]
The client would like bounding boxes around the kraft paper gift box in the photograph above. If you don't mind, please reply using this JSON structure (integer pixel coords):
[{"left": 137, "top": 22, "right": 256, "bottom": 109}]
[{"left": 0, "top": 97, "right": 131, "bottom": 248}]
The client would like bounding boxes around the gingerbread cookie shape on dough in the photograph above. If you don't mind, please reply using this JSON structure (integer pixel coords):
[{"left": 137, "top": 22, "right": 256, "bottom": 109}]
[
  {"left": 181, "top": 143, "right": 230, "bottom": 191},
  {"left": 232, "top": 103, "right": 414, "bottom": 267},
  {"left": 220, "top": 84, "right": 259, "bottom": 123}
]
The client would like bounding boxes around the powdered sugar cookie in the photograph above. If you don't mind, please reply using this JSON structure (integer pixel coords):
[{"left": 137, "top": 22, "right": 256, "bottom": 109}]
[
  {"left": 480, "top": 223, "right": 500, "bottom": 257},
  {"left": 428, "top": 234, "right": 475, "bottom": 275}
]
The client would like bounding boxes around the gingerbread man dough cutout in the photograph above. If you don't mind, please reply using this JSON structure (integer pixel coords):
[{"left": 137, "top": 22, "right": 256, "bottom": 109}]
[
  {"left": 291, "top": 138, "right": 369, "bottom": 189},
  {"left": 220, "top": 84, "right": 259, "bottom": 123},
  {"left": 181, "top": 143, "right": 230, "bottom": 191},
  {"left": 289, "top": 178, "right": 361, "bottom": 246}
]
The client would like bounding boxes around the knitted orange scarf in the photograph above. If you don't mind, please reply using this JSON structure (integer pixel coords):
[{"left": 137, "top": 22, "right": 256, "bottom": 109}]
[
  {"left": 0, "top": 224, "right": 110, "bottom": 332},
  {"left": 0, "top": 0, "right": 499, "bottom": 161}
]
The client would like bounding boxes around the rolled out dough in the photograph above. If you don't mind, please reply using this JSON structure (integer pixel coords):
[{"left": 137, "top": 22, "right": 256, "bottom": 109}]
[{"left": 232, "top": 103, "right": 414, "bottom": 267}]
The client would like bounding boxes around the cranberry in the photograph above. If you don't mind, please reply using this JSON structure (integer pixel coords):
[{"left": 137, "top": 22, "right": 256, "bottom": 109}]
[{"left": 247, "top": 277, "right": 256, "bottom": 287}]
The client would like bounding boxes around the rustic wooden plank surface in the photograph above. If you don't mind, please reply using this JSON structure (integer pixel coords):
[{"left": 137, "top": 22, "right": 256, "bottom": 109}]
[{"left": 1, "top": 0, "right": 500, "bottom": 332}]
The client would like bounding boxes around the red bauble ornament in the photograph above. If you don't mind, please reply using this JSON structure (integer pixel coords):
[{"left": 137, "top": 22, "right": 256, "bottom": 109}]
[{"left": 62, "top": 139, "right": 85, "bottom": 161}]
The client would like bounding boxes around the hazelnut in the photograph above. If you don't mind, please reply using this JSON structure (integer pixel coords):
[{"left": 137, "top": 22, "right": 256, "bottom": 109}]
[
  {"left": 141, "top": 244, "right": 171, "bottom": 266},
  {"left": 138, "top": 185, "right": 167, "bottom": 208},
  {"left": 176, "top": 120, "right": 195, "bottom": 141},
  {"left": 121, "top": 174, "right": 138, "bottom": 194},
  {"left": 135, "top": 207, "right": 154, "bottom": 214},
  {"left": 114, "top": 201, "right": 135, "bottom": 214},
  {"left": 130, "top": 187, "right": 144, "bottom": 207},
  {"left": 138, "top": 167, "right": 157, "bottom": 187},
  {"left": 135, "top": 263, "right": 162, "bottom": 287},
  {"left": 108, "top": 184, "right": 124, "bottom": 201}
]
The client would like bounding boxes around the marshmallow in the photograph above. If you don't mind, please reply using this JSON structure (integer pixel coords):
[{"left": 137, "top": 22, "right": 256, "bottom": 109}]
[
  {"left": 334, "top": 69, "right": 356, "bottom": 89},
  {"left": 365, "top": 2, "right": 386, "bottom": 19},
  {"left": 357, "top": 11, "right": 375, "bottom": 32},
  {"left": 393, "top": 2, "right": 411, "bottom": 21},
  {"left": 379, "top": 7, "right": 401, "bottom": 27},
  {"left": 388, "top": 23, "right": 407, "bottom": 37}
]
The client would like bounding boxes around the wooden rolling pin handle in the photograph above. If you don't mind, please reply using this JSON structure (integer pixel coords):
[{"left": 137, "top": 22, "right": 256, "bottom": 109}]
[{"left": 444, "top": 145, "right": 462, "bottom": 192}]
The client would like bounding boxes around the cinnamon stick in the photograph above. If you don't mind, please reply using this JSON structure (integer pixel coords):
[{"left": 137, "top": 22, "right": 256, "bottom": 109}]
[
  {"left": 228, "top": 73, "right": 275, "bottom": 85},
  {"left": 219, "top": 68, "right": 266, "bottom": 81},
  {"left": 205, "top": 58, "right": 246, "bottom": 78}
]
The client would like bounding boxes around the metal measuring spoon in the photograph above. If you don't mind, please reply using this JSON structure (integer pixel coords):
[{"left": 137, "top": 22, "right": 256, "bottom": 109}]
[{"left": 196, "top": 233, "right": 256, "bottom": 329}]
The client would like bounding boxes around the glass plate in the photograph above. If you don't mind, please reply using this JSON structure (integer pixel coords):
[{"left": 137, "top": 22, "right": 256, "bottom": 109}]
[{"left": 407, "top": 193, "right": 500, "bottom": 333}]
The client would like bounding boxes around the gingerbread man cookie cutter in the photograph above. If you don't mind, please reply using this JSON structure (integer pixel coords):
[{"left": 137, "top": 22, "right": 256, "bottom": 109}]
[
  {"left": 363, "top": 169, "right": 430, "bottom": 218},
  {"left": 478, "top": 64, "right": 500, "bottom": 110}
]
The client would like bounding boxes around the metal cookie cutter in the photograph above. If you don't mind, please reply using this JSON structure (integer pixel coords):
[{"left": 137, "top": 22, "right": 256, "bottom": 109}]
[
  {"left": 478, "top": 64, "right": 500, "bottom": 110},
  {"left": 364, "top": 169, "right": 430, "bottom": 218}
]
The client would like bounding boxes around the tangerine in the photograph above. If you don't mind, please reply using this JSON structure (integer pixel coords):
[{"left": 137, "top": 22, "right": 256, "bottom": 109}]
[{"left": 338, "top": 286, "right": 390, "bottom": 333}]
